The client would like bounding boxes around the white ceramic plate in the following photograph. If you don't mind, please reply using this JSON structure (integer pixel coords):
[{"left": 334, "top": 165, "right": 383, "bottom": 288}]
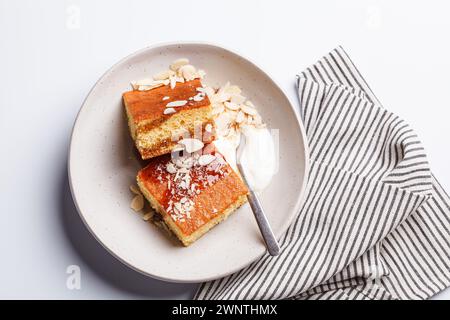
[{"left": 69, "top": 42, "right": 309, "bottom": 283}]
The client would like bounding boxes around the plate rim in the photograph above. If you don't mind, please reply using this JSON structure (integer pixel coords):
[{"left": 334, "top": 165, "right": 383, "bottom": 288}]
[{"left": 68, "top": 41, "right": 310, "bottom": 283}]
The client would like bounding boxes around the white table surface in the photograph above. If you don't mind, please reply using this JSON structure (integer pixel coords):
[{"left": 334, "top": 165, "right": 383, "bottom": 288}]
[{"left": 0, "top": 0, "right": 448, "bottom": 299}]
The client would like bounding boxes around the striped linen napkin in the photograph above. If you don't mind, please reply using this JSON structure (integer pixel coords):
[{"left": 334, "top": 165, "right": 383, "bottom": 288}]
[{"left": 195, "top": 47, "right": 450, "bottom": 300}]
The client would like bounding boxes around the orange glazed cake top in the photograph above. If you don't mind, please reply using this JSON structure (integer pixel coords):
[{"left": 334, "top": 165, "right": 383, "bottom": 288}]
[
  {"left": 123, "top": 79, "right": 211, "bottom": 125},
  {"left": 137, "top": 146, "right": 248, "bottom": 236}
]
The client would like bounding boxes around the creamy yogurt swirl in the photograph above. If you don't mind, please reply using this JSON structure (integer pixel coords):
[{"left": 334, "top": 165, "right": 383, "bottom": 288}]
[{"left": 214, "top": 126, "right": 276, "bottom": 192}]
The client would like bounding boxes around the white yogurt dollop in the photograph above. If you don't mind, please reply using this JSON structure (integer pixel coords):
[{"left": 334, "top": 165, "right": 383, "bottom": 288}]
[
  {"left": 213, "top": 133, "right": 240, "bottom": 172},
  {"left": 239, "top": 127, "right": 276, "bottom": 191},
  {"left": 213, "top": 127, "right": 276, "bottom": 192}
]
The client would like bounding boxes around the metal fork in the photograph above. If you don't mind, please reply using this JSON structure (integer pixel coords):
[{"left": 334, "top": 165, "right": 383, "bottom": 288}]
[{"left": 236, "top": 134, "right": 281, "bottom": 256}]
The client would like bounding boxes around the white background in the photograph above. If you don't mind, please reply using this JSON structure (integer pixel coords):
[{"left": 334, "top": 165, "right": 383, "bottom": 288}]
[{"left": 0, "top": 0, "right": 448, "bottom": 299}]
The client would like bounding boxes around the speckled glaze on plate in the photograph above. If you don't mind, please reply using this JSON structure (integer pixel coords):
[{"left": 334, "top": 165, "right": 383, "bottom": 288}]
[{"left": 68, "top": 42, "right": 309, "bottom": 283}]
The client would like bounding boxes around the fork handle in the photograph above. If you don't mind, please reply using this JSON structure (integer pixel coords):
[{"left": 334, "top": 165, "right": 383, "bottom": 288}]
[{"left": 237, "top": 164, "right": 281, "bottom": 256}]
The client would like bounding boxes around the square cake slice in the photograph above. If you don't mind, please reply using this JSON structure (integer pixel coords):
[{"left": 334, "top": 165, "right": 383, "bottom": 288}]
[
  {"left": 123, "top": 79, "right": 214, "bottom": 159},
  {"left": 136, "top": 147, "right": 248, "bottom": 246}
]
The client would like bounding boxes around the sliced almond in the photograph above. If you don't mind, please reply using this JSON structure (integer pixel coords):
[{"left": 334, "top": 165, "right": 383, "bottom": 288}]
[
  {"left": 178, "top": 138, "right": 204, "bottom": 153},
  {"left": 153, "top": 70, "right": 175, "bottom": 80},
  {"left": 137, "top": 85, "right": 153, "bottom": 91},
  {"left": 142, "top": 211, "right": 154, "bottom": 221},
  {"left": 215, "top": 112, "right": 232, "bottom": 135},
  {"left": 170, "top": 58, "right": 189, "bottom": 71},
  {"left": 166, "top": 100, "right": 187, "bottom": 107},
  {"left": 170, "top": 76, "right": 177, "bottom": 89},
  {"left": 162, "top": 96, "right": 170, "bottom": 100},
  {"left": 252, "top": 113, "right": 263, "bottom": 125},
  {"left": 178, "top": 64, "right": 197, "bottom": 81},
  {"left": 164, "top": 108, "right": 176, "bottom": 115},
  {"left": 130, "top": 194, "right": 144, "bottom": 212},
  {"left": 175, "top": 76, "right": 185, "bottom": 83},
  {"left": 145, "top": 79, "right": 169, "bottom": 86},
  {"left": 212, "top": 103, "right": 225, "bottom": 115},
  {"left": 134, "top": 78, "right": 154, "bottom": 86},
  {"left": 226, "top": 110, "right": 238, "bottom": 121},
  {"left": 230, "top": 94, "right": 246, "bottom": 104},
  {"left": 215, "top": 92, "right": 230, "bottom": 103},
  {"left": 130, "top": 185, "right": 141, "bottom": 195},
  {"left": 215, "top": 82, "right": 231, "bottom": 102},
  {"left": 135, "top": 79, "right": 169, "bottom": 91},
  {"left": 192, "top": 93, "right": 205, "bottom": 102},
  {"left": 198, "top": 154, "right": 216, "bottom": 166},
  {"left": 203, "top": 87, "right": 215, "bottom": 97},
  {"left": 208, "top": 95, "right": 218, "bottom": 104},
  {"left": 166, "top": 163, "right": 177, "bottom": 174},
  {"left": 245, "top": 100, "right": 256, "bottom": 108},
  {"left": 240, "top": 103, "right": 258, "bottom": 116},
  {"left": 225, "top": 85, "right": 241, "bottom": 95},
  {"left": 236, "top": 110, "right": 246, "bottom": 123},
  {"left": 224, "top": 101, "right": 239, "bottom": 111}
]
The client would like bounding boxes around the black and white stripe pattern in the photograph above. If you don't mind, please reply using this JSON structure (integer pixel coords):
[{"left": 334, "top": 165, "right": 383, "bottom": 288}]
[{"left": 195, "top": 47, "right": 450, "bottom": 300}]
